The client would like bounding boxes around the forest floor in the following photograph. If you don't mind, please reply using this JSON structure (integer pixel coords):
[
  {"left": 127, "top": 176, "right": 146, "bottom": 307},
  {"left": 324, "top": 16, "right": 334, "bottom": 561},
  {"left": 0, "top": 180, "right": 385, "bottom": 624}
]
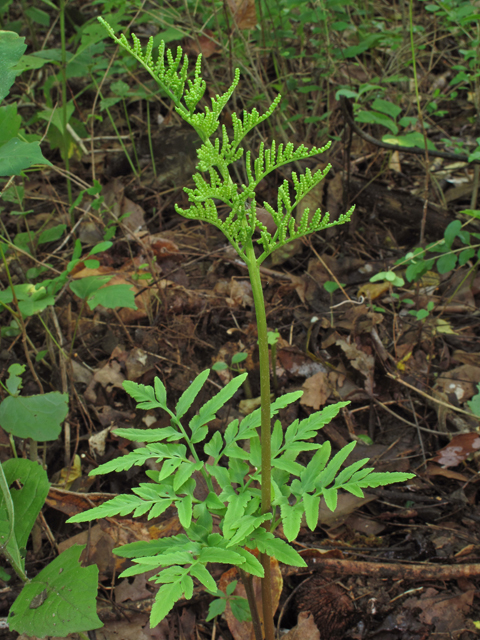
[{"left": 1, "top": 1, "right": 480, "bottom": 639}]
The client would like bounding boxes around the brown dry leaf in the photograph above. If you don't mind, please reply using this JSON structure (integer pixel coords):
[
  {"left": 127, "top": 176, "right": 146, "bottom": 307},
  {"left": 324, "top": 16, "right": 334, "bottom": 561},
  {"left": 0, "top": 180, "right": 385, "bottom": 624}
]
[
  {"left": 284, "top": 274, "right": 305, "bottom": 304},
  {"left": 187, "top": 31, "right": 221, "bottom": 58},
  {"left": 219, "top": 556, "right": 282, "bottom": 640},
  {"left": 344, "top": 513, "right": 385, "bottom": 536},
  {"left": 46, "top": 487, "right": 115, "bottom": 517},
  {"left": 84, "top": 357, "right": 125, "bottom": 404},
  {"left": 325, "top": 171, "right": 344, "bottom": 234},
  {"left": 426, "top": 463, "right": 469, "bottom": 482},
  {"left": 227, "top": 0, "right": 257, "bottom": 29},
  {"left": 96, "top": 614, "right": 168, "bottom": 640},
  {"left": 89, "top": 427, "right": 111, "bottom": 458},
  {"left": 452, "top": 350, "right": 480, "bottom": 367},
  {"left": 277, "top": 347, "right": 326, "bottom": 378},
  {"left": 299, "top": 547, "right": 344, "bottom": 563},
  {"left": 102, "top": 178, "right": 146, "bottom": 234},
  {"left": 300, "top": 371, "right": 331, "bottom": 409},
  {"left": 281, "top": 613, "right": 320, "bottom": 640},
  {"left": 433, "top": 432, "right": 480, "bottom": 468},
  {"left": 434, "top": 364, "right": 480, "bottom": 403},
  {"left": 125, "top": 347, "right": 157, "bottom": 380},
  {"left": 319, "top": 492, "right": 376, "bottom": 528},
  {"left": 404, "top": 587, "right": 474, "bottom": 639},
  {"left": 227, "top": 279, "right": 254, "bottom": 308},
  {"left": 115, "top": 573, "right": 152, "bottom": 604},
  {"left": 336, "top": 336, "right": 375, "bottom": 394}
]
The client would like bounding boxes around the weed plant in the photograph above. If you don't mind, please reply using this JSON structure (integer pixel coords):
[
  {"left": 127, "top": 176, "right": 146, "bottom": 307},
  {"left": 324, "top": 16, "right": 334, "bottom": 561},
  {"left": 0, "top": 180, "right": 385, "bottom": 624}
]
[{"left": 66, "top": 24, "right": 415, "bottom": 639}]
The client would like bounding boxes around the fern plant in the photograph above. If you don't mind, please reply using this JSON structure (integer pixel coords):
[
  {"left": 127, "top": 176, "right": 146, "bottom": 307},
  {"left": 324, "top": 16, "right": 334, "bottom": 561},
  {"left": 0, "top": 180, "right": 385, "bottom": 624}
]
[{"left": 68, "top": 23, "right": 414, "bottom": 640}]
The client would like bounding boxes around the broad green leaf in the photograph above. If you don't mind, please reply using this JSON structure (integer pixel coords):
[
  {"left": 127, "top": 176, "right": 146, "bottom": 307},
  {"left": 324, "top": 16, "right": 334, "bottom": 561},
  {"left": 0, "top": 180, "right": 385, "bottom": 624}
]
[
  {"left": 189, "top": 564, "right": 217, "bottom": 592},
  {"left": 89, "top": 448, "right": 158, "bottom": 475},
  {"left": 0, "top": 138, "right": 51, "bottom": 176},
  {"left": 122, "top": 381, "right": 157, "bottom": 406},
  {"left": 205, "top": 492, "right": 225, "bottom": 511},
  {"left": 436, "top": 253, "right": 457, "bottom": 274},
  {"left": 300, "top": 441, "right": 332, "bottom": 492},
  {"left": 182, "top": 574, "right": 194, "bottom": 600},
  {"left": 0, "top": 392, "right": 68, "bottom": 441},
  {"left": 356, "top": 471, "right": 414, "bottom": 488},
  {"left": 280, "top": 502, "right": 304, "bottom": 542},
  {"left": 174, "top": 461, "right": 201, "bottom": 491},
  {"left": 206, "top": 597, "right": 226, "bottom": 621},
  {"left": 87, "top": 284, "right": 137, "bottom": 311},
  {"left": 443, "top": 220, "right": 462, "bottom": 248},
  {"left": 303, "top": 493, "right": 320, "bottom": 531},
  {"left": 231, "top": 352, "right": 247, "bottom": 365},
  {"left": 176, "top": 369, "right": 210, "bottom": 419},
  {"left": 382, "top": 132, "right": 437, "bottom": 151},
  {"left": 227, "top": 514, "right": 271, "bottom": 547},
  {"left": 204, "top": 431, "right": 223, "bottom": 458},
  {"left": 262, "top": 536, "right": 306, "bottom": 567},
  {"left": 323, "top": 487, "right": 338, "bottom": 511},
  {"left": 356, "top": 110, "right": 398, "bottom": 134},
  {"left": 271, "top": 420, "right": 283, "bottom": 455},
  {"left": 0, "top": 31, "right": 27, "bottom": 102},
  {"left": 113, "top": 427, "right": 180, "bottom": 443},
  {"left": 0, "top": 459, "right": 49, "bottom": 552},
  {"left": 25, "top": 6, "right": 50, "bottom": 26},
  {"left": 234, "top": 548, "right": 264, "bottom": 577},
  {"left": 147, "top": 499, "right": 173, "bottom": 519},
  {"left": 8, "top": 545, "right": 102, "bottom": 637},
  {"left": 5, "top": 363, "right": 25, "bottom": 395},
  {"left": 67, "top": 494, "right": 147, "bottom": 522},
  {"left": 70, "top": 275, "right": 113, "bottom": 300},
  {"left": 315, "top": 441, "right": 357, "bottom": 490},
  {"left": 177, "top": 494, "right": 193, "bottom": 528},
  {"left": 154, "top": 377, "right": 167, "bottom": 406},
  {"left": 371, "top": 98, "right": 401, "bottom": 119},
  {"left": 0, "top": 104, "right": 21, "bottom": 146},
  {"left": 223, "top": 492, "right": 251, "bottom": 539},
  {"left": 249, "top": 528, "right": 306, "bottom": 567},
  {"left": 231, "top": 598, "right": 252, "bottom": 622},
  {"left": 198, "top": 547, "right": 245, "bottom": 565},
  {"left": 190, "top": 373, "right": 247, "bottom": 432},
  {"left": 272, "top": 455, "right": 303, "bottom": 476},
  {"left": 334, "top": 458, "right": 370, "bottom": 487},
  {"left": 89, "top": 241, "right": 113, "bottom": 255},
  {"left": 191, "top": 425, "right": 208, "bottom": 443},
  {"left": 38, "top": 224, "right": 67, "bottom": 245},
  {"left": 291, "top": 402, "right": 349, "bottom": 443},
  {"left": 113, "top": 534, "right": 199, "bottom": 558},
  {"left": 150, "top": 581, "right": 184, "bottom": 627}
]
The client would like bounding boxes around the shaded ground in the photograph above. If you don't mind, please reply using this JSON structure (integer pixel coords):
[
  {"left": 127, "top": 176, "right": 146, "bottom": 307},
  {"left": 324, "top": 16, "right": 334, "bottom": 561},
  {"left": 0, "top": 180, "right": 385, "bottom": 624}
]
[{"left": 1, "top": 1, "right": 480, "bottom": 638}]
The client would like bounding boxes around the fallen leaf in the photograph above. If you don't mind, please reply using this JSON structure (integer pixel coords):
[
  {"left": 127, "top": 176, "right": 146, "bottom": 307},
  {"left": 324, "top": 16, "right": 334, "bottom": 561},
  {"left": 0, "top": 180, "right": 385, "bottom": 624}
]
[
  {"left": 300, "top": 371, "right": 331, "bottom": 409},
  {"left": 227, "top": 0, "right": 257, "bottom": 29},
  {"left": 433, "top": 432, "right": 480, "bottom": 468},
  {"left": 281, "top": 612, "right": 320, "bottom": 640}
]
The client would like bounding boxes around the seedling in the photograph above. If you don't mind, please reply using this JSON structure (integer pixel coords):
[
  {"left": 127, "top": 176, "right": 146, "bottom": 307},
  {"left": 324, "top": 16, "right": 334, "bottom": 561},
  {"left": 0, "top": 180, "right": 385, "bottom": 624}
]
[
  {"left": 67, "top": 23, "right": 414, "bottom": 640},
  {"left": 213, "top": 352, "right": 252, "bottom": 399}
]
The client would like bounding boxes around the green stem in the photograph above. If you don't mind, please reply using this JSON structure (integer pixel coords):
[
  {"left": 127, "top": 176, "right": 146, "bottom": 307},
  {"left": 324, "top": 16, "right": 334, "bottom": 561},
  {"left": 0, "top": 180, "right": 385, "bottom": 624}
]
[
  {"left": 244, "top": 239, "right": 275, "bottom": 640},
  {"left": 59, "top": 0, "right": 72, "bottom": 207}
]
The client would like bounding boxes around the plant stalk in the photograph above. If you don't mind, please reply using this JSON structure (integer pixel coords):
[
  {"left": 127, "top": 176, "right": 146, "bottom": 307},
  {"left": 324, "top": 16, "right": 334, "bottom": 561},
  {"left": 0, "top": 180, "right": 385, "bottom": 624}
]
[
  {"left": 245, "top": 239, "right": 275, "bottom": 640},
  {"left": 239, "top": 569, "right": 263, "bottom": 640}
]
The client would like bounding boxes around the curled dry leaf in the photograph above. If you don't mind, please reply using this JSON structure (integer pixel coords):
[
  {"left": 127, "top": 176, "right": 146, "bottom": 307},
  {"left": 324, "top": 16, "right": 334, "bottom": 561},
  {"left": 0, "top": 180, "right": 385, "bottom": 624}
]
[
  {"left": 433, "top": 432, "right": 480, "bottom": 468},
  {"left": 227, "top": 0, "right": 257, "bottom": 29}
]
